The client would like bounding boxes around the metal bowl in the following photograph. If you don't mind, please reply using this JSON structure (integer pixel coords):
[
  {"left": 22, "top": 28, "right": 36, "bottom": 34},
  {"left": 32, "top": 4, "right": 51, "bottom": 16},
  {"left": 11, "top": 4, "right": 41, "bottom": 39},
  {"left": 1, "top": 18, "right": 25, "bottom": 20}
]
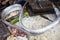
[
  {"left": 1, "top": 4, "right": 60, "bottom": 35},
  {"left": 19, "top": 4, "right": 60, "bottom": 35}
]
